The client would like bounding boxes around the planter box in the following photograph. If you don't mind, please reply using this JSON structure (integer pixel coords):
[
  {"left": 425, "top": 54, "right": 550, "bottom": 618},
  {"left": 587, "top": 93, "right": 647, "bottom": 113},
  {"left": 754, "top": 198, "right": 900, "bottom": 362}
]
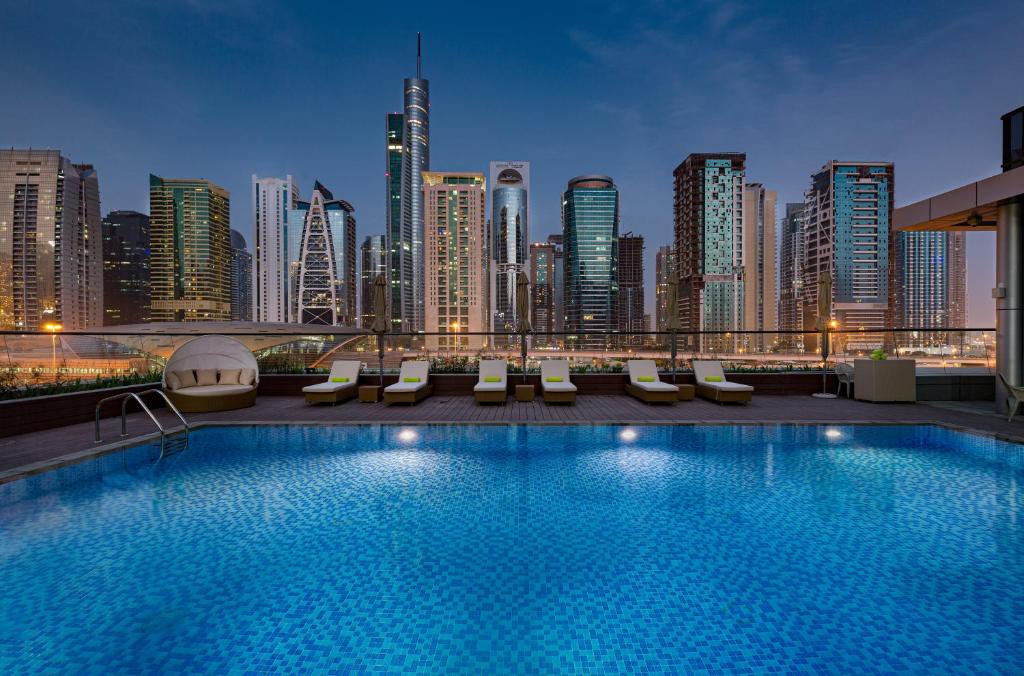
[{"left": 853, "top": 359, "right": 916, "bottom": 402}]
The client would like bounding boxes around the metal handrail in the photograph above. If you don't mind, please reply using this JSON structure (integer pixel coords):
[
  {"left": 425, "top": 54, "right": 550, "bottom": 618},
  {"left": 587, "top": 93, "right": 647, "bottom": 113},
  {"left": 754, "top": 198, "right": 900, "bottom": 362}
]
[{"left": 94, "top": 388, "right": 190, "bottom": 460}]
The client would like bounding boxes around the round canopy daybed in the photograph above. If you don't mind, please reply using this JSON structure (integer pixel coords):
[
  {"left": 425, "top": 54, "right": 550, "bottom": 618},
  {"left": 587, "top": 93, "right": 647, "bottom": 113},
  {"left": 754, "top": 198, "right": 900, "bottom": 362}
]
[{"left": 162, "top": 335, "right": 259, "bottom": 413}]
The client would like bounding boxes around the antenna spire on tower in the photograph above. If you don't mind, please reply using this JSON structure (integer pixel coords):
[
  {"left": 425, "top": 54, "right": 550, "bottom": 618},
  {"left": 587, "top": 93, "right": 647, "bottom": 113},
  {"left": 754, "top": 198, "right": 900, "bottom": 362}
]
[{"left": 416, "top": 32, "right": 422, "bottom": 78}]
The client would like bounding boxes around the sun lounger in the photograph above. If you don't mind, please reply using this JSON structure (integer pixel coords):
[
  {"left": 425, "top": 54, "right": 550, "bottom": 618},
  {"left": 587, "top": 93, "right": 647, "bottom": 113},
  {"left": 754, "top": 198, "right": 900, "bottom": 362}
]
[
  {"left": 302, "top": 360, "right": 361, "bottom": 405},
  {"left": 540, "top": 360, "right": 576, "bottom": 404},
  {"left": 625, "top": 360, "right": 679, "bottom": 404},
  {"left": 693, "top": 360, "right": 753, "bottom": 404},
  {"left": 384, "top": 360, "right": 433, "bottom": 404},
  {"left": 474, "top": 359, "right": 508, "bottom": 404}
]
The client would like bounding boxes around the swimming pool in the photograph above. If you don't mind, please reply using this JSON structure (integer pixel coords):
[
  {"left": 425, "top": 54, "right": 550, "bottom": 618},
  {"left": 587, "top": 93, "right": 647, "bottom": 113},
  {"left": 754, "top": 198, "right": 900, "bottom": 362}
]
[{"left": 1, "top": 424, "right": 1022, "bottom": 673}]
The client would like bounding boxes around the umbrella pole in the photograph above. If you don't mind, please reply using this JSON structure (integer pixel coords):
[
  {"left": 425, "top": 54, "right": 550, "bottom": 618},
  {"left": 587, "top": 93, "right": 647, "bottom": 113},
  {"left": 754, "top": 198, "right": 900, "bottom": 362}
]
[
  {"left": 670, "top": 330, "right": 677, "bottom": 385},
  {"left": 521, "top": 332, "right": 528, "bottom": 384},
  {"left": 812, "top": 327, "right": 837, "bottom": 399},
  {"left": 378, "top": 334, "right": 385, "bottom": 388}
]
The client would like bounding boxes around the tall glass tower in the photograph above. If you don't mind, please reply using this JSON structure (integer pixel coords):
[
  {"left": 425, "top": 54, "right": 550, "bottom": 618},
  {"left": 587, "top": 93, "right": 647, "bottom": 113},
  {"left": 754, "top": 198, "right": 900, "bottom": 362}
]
[
  {"left": 489, "top": 161, "right": 529, "bottom": 335},
  {"left": 291, "top": 182, "right": 357, "bottom": 326},
  {"left": 562, "top": 175, "right": 619, "bottom": 348},
  {"left": 402, "top": 34, "right": 429, "bottom": 332},
  {"left": 385, "top": 113, "right": 409, "bottom": 331}
]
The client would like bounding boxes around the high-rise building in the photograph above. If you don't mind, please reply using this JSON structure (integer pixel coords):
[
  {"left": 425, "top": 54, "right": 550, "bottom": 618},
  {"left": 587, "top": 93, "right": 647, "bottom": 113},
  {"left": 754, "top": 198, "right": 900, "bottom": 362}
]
[
  {"left": 402, "top": 34, "right": 430, "bottom": 332},
  {"left": 291, "top": 182, "right": 357, "bottom": 326},
  {"left": 803, "top": 161, "right": 893, "bottom": 349},
  {"left": 655, "top": 245, "right": 675, "bottom": 332},
  {"left": 385, "top": 112, "right": 411, "bottom": 332},
  {"left": 102, "top": 210, "right": 150, "bottom": 326},
  {"left": 563, "top": 175, "right": 619, "bottom": 347},
  {"left": 529, "top": 241, "right": 556, "bottom": 344},
  {"left": 489, "top": 161, "right": 530, "bottom": 335},
  {"left": 149, "top": 175, "right": 231, "bottom": 322},
  {"left": 617, "top": 232, "right": 645, "bottom": 343},
  {"left": 252, "top": 175, "right": 298, "bottom": 323},
  {"left": 894, "top": 231, "right": 968, "bottom": 332},
  {"left": 360, "top": 234, "right": 388, "bottom": 328},
  {"left": 778, "top": 203, "right": 805, "bottom": 349},
  {"left": 673, "top": 153, "right": 745, "bottom": 351},
  {"left": 230, "top": 229, "right": 252, "bottom": 322},
  {"left": 0, "top": 150, "right": 103, "bottom": 330},
  {"left": 422, "top": 172, "right": 487, "bottom": 351},
  {"left": 742, "top": 183, "right": 777, "bottom": 350},
  {"left": 547, "top": 234, "right": 565, "bottom": 335}
]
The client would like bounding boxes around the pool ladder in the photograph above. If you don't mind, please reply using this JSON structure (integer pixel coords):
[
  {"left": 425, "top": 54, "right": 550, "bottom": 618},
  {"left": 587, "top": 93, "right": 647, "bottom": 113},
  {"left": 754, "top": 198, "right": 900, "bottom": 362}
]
[{"left": 94, "top": 389, "right": 190, "bottom": 461}]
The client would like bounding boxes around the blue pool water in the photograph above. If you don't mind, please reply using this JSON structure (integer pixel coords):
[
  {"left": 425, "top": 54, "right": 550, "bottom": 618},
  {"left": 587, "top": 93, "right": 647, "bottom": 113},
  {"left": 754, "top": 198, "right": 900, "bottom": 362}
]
[{"left": 1, "top": 424, "right": 1023, "bottom": 674}]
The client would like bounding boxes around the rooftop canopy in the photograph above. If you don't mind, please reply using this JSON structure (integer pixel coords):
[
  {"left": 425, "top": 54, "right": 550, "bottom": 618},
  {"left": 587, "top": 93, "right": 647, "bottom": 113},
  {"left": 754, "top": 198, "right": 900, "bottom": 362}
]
[{"left": 894, "top": 164, "right": 1024, "bottom": 231}]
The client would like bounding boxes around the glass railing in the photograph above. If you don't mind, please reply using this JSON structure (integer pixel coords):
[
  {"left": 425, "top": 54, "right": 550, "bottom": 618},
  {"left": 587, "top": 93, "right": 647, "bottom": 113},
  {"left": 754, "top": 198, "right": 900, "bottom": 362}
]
[{"left": 0, "top": 328, "right": 996, "bottom": 399}]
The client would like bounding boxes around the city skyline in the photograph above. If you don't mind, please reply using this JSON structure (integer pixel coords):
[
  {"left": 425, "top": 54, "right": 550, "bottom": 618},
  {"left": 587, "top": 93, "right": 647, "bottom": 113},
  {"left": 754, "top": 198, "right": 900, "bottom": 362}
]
[{"left": 2, "top": 2, "right": 1020, "bottom": 325}]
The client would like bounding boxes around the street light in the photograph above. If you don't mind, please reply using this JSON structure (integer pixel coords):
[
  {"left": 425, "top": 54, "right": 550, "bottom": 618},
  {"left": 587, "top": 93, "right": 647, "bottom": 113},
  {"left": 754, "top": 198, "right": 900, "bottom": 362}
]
[{"left": 43, "top": 322, "right": 62, "bottom": 377}]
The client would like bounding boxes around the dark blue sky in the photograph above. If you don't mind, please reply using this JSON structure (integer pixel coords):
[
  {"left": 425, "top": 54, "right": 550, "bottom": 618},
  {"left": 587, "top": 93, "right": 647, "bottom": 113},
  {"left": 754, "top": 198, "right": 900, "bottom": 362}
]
[{"left": 3, "top": 0, "right": 1020, "bottom": 325}]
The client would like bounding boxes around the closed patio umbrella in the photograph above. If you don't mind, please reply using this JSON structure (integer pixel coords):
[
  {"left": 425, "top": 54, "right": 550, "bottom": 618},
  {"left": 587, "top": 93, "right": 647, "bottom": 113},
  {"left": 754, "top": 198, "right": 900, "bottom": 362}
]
[
  {"left": 813, "top": 271, "right": 836, "bottom": 398},
  {"left": 665, "top": 278, "right": 680, "bottom": 384},
  {"left": 515, "top": 271, "right": 531, "bottom": 384},
  {"left": 371, "top": 274, "right": 389, "bottom": 387}
]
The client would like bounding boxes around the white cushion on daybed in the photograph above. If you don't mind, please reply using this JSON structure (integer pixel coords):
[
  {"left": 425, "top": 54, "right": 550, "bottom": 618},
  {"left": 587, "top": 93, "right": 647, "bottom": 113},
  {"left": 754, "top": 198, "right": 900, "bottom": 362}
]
[
  {"left": 540, "top": 360, "right": 577, "bottom": 393},
  {"left": 172, "top": 384, "right": 255, "bottom": 398},
  {"left": 627, "top": 360, "right": 679, "bottom": 392},
  {"left": 692, "top": 360, "right": 753, "bottom": 392},
  {"left": 163, "top": 335, "right": 259, "bottom": 391},
  {"left": 385, "top": 361, "right": 430, "bottom": 393},
  {"left": 474, "top": 359, "right": 507, "bottom": 392},
  {"left": 302, "top": 361, "right": 361, "bottom": 394}
]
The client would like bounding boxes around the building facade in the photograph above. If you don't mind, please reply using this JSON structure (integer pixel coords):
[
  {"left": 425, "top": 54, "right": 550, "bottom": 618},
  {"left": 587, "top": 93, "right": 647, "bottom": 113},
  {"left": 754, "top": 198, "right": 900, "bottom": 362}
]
[
  {"left": 252, "top": 175, "right": 298, "bottom": 323},
  {"left": 0, "top": 150, "right": 103, "bottom": 330},
  {"left": 489, "top": 161, "right": 530, "bottom": 335},
  {"left": 894, "top": 231, "right": 968, "bottom": 335},
  {"left": 230, "top": 229, "right": 252, "bottom": 322},
  {"left": 563, "top": 175, "right": 619, "bottom": 347},
  {"left": 617, "top": 232, "right": 645, "bottom": 343},
  {"left": 742, "top": 183, "right": 777, "bottom": 350},
  {"left": 803, "top": 161, "right": 894, "bottom": 350},
  {"left": 547, "top": 234, "right": 565, "bottom": 335},
  {"left": 291, "top": 182, "right": 357, "bottom": 326},
  {"left": 360, "top": 234, "right": 388, "bottom": 328},
  {"left": 947, "top": 231, "right": 968, "bottom": 328},
  {"left": 422, "top": 172, "right": 488, "bottom": 351},
  {"left": 402, "top": 38, "right": 430, "bottom": 332},
  {"left": 529, "top": 241, "right": 556, "bottom": 345},
  {"left": 778, "top": 203, "right": 805, "bottom": 349},
  {"left": 655, "top": 245, "right": 674, "bottom": 332},
  {"left": 672, "top": 153, "right": 745, "bottom": 351},
  {"left": 101, "top": 210, "right": 150, "bottom": 325},
  {"left": 385, "top": 112, "right": 411, "bottom": 332},
  {"left": 149, "top": 175, "right": 231, "bottom": 322}
]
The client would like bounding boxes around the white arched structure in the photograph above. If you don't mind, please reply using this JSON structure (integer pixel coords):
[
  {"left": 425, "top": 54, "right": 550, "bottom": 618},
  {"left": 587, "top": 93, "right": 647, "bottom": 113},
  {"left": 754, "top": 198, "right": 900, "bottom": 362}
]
[{"left": 162, "top": 335, "right": 259, "bottom": 412}]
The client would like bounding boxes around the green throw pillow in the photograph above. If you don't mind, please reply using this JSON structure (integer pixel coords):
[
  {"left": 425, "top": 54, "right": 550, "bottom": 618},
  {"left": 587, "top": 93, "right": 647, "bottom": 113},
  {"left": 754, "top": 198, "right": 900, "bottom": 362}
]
[
  {"left": 704, "top": 376, "right": 724, "bottom": 382},
  {"left": 484, "top": 376, "right": 501, "bottom": 383},
  {"left": 330, "top": 377, "right": 350, "bottom": 383},
  {"left": 545, "top": 376, "right": 563, "bottom": 383},
  {"left": 637, "top": 376, "right": 656, "bottom": 382},
  {"left": 404, "top": 377, "right": 421, "bottom": 383}
]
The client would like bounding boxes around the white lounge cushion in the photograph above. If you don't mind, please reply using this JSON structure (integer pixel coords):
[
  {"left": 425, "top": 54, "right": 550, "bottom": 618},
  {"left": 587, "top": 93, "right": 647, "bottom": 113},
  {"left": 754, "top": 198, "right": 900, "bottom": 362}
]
[
  {"left": 692, "top": 360, "right": 753, "bottom": 392},
  {"left": 540, "top": 361, "right": 577, "bottom": 393},
  {"left": 633, "top": 380, "right": 679, "bottom": 392},
  {"left": 474, "top": 381, "right": 506, "bottom": 392},
  {"left": 700, "top": 380, "right": 753, "bottom": 392},
  {"left": 172, "top": 384, "right": 254, "bottom": 398},
  {"left": 627, "top": 360, "right": 679, "bottom": 392},
  {"left": 302, "top": 381, "right": 356, "bottom": 394},
  {"left": 476, "top": 359, "right": 507, "bottom": 392},
  {"left": 386, "top": 380, "right": 428, "bottom": 393},
  {"left": 304, "top": 361, "right": 361, "bottom": 393},
  {"left": 385, "top": 361, "right": 430, "bottom": 393}
]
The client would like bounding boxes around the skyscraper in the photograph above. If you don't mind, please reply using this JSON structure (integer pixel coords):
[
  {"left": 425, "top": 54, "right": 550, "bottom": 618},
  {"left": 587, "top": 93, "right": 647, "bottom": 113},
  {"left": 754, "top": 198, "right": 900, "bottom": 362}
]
[
  {"left": 230, "top": 229, "right": 252, "bottom": 322},
  {"left": 385, "top": 112, "right": 411, "bottom": 331},
  {"left": 742, "top": 183, "right": 777, "bottom": 349},
  {"left": 529, "top": 240, "right": 556, "bottom": 345},
  {"left": 149, "top": 175, "right": 231, "bottom": 322},
  {"left": 655, "top": 245, "right": 675, "bottom": 332},
  {"left": 489, "top": 161, "right": 530, "bottom": 335},
  {"left": 778, "top": 203, "right": 806, "bottom": 348},
  {"left": 563, "top": 175, "right": 619, "bottom": 347},
  {"left": 673, "top": 153, "right": 745, "bottom": 351},
  {"left": 0, "top": 150, "right": 103, "bottom": 330},
  {"left": 617, "top": 232, "right": 645, "bottom": 343},
  {"left": 894, "top": 231, "right": 968, "bottom": 332},
  {"left": 803, "top": 161, "right": 893, "bottom": 349},
  {"left": 422, "top": 172, "right": 487, "bottom": 351},
  {"left": 360, "top": 234, "right": 388, "bottom": 328},
  {"left": 548, "top": 234, "right": 565, "bottom": 336},
  {"left": 402, "top": 34, "right": 430, "bottom": 332},
  {"left": 292, "top": 182, "right": 357, "bottom": 326},
  {"left": 252, "top": 175, "right": 298, "bottom": 323},
  {"left": 102, "top": 210, "right": 150, "bottom": 326}
]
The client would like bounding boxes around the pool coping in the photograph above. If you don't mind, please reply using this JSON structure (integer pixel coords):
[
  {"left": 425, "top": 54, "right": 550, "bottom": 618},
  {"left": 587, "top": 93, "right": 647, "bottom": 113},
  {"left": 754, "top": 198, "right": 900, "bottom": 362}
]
[{"left": 3, "top": 417, "right": 1024, "bottom": 487}]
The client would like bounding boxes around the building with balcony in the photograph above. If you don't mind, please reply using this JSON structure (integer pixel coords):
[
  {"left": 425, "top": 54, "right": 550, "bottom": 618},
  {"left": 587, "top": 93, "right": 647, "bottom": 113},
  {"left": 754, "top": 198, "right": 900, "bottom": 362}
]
[
  {"left": 617, "top": 232, "right": 645, "bottom": 344},
  {"left": 102, "top": 210, "right": 150, "bottom": 326},
  {"left": 251, "top": 175, "right": 298, "bottom": 323},
  {"left": 742, "top": 183, "right": 777, "bottom": 350}
]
